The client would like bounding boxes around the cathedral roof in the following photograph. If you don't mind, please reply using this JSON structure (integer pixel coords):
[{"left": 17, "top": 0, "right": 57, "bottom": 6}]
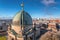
[{"left": 12, "top": 10, "right": 33, "bottom": 26}]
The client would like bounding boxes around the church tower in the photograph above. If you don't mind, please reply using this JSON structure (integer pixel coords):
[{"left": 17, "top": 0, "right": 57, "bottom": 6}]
[{"left": 8, "top": 1, "right": 34, "bottom": 40}]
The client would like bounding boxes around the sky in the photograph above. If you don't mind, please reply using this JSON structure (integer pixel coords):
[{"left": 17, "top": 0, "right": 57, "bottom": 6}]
[{"left": 0, "top": 0, "right": 60, "bottom": 18}]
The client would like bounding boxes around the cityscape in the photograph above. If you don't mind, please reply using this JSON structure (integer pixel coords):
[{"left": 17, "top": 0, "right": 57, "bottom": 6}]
[{"left": 0, "top": 0, "right": 60, "bottom": 40}]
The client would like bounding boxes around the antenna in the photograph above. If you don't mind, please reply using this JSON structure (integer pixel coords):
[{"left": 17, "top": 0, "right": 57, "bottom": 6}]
[
  {"left": 16, "top": 0, "right": 24, "bottom": 10},
  {"left": 21, "top": 0, "right": 24, "bottom": 10}
]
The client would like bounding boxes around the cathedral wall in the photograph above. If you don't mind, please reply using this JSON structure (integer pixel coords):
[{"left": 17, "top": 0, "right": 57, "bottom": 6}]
[{"left": 12, "top": 26, "right": 21, "bottom": 34}]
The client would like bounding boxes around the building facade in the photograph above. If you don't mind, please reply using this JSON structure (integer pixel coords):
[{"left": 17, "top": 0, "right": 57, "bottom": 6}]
[{"left": 8, "top": 9, "right": 35, "bottom": 40}]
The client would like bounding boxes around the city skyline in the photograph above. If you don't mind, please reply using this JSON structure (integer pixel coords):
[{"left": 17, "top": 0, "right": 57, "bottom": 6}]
[{"left": 0, "top": 0, "right": 60, "bottom": 18}]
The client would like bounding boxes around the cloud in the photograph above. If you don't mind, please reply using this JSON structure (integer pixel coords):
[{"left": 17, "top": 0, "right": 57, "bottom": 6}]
[{"left": 41, "top": 0, "right": 56, "bottom": 6}]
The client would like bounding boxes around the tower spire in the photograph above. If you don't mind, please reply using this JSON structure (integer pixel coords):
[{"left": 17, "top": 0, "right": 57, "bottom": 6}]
[{"left": 21, "top": 0, "right": 24, "bottom": 10}]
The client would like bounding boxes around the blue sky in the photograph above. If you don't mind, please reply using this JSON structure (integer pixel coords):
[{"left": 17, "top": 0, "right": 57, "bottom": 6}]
[{"left": 0, "top": 0, "right": 60, "bottom": 18}]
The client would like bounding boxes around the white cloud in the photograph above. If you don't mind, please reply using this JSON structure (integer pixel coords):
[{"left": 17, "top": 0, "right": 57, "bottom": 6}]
[{"left": 41, "top": 0, "right": 56, "bottom": 6}]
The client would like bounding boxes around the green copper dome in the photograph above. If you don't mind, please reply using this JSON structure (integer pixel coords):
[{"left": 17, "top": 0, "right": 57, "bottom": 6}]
[{"left": 12, "top": 10, "right": 33, "bottom": 26}]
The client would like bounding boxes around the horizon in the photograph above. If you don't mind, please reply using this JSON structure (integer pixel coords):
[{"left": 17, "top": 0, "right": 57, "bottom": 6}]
[{"left": 0, "top": 16, "right": 60, "bottom": 19}]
